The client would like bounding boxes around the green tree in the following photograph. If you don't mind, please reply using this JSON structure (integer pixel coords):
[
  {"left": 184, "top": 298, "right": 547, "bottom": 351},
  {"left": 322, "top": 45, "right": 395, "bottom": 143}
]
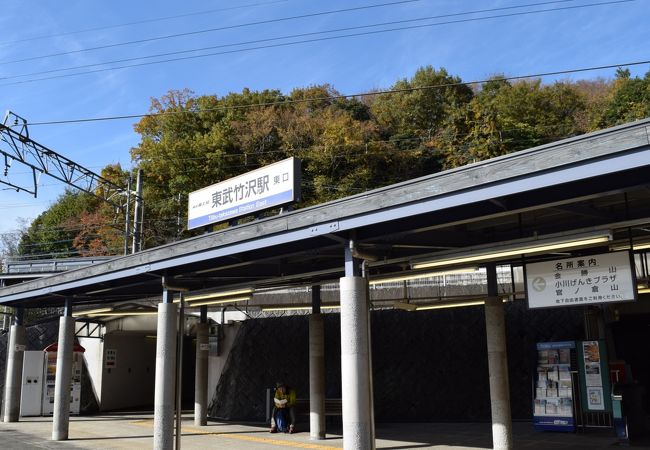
[
  {"left": 369, "top": 66, "right": 474, "bottom": 174},
  {"left": 25, "top": 66, "right": 640, "bottom": 253},
  {"left": 449, "top": 77, "right": 587, "bottom": 168},
  {"left": 595, "top": 69, "right": 650, "bottom": 127},
  {"left": 18, "top": 190, "right": 99, "bottom": 258}
]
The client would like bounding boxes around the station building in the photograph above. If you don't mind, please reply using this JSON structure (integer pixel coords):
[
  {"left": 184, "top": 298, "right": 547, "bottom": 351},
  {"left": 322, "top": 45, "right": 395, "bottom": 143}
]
[{"left": 1, "top": 118, "right": 649, "bottom": 449}]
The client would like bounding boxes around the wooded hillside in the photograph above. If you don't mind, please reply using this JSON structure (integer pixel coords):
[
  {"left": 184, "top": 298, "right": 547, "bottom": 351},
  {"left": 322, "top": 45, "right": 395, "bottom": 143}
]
[{"left": 15, "top": 66, "right": 650, "bottom": 257}]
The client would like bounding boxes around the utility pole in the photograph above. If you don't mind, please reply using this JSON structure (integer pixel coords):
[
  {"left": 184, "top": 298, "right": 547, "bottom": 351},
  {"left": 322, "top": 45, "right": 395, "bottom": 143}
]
[
  {"left": 132, "top": 169, "right": 144, "bottom": 253},
  {"left": 123, "top": 176, "right": 132, "bottom": 255}
]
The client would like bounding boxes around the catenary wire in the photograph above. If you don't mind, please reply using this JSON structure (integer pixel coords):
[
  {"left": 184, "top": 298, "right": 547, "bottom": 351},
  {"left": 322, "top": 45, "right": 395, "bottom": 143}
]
[
  {"left": 0, "top": 0, "right": 566, "bottom": 65},
  {"left": 23, "top": 58, "right": 650, "bottom": 126},
  {"left": 0, "top": 0, "right": 292, "bottom": 47},
  {"left": 1, "top": 0, "right": 424, "bottom": 65},
  {"left": 0, "top": 0, "right": 622, "bottom": 83}
]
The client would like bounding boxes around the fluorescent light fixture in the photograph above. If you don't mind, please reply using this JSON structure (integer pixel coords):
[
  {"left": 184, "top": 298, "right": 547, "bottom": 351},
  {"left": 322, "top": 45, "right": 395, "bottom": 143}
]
[
  {"left": 186, "top": 296, "right": 251, "bottom": 307},
  {"left": 414, "top": 298, "right": 508, "bottom": 311},
  {"left": 611, "top": 241, "right": 650, "bottom": 251},
  {"left": 177, "top": 288, "right": 254, "bottom": 303},
  {"left": 370, "top": 267, "right": 479, "bottom": 285},
  {"left": 415, "top": 300, "right": 486, "bottom": 311},
  {"left": 87, "top": 311, "right": 158, "bottom": 317},
  {"left": 412, "top": 233, "right": 611, "bottom": 270},
  {"left": 639, "top": 287, "right": 650, "bottom": 294},
  {"left": 72, "top": 307, "right": 113, "bottom": 317},
  {"left": 261, "top": 305, "right": 341, "bottom": 312}
]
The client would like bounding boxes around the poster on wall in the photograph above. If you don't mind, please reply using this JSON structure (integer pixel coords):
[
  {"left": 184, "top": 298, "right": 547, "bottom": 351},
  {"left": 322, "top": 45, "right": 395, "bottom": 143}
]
[
  {"left": 526, "top": 251, "right": 636, "bottom": 309},
  {"left": 587, "top": 387, "right": 605, "bottom": 410},
  {"left": 582, "top": 341, "right": 602, "bottom": 387},
  {"left": 578, "top": 340, "right": 611, "bottom": 412}
]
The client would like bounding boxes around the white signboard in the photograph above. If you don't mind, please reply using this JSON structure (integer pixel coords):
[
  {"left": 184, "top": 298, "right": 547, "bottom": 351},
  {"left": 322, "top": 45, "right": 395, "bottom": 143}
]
[
  {"left": 526, "top": 251, "right": 636, "bottom": 309},
  {"left": 187, "top": 157, "right": 301, "bottom": 230}
]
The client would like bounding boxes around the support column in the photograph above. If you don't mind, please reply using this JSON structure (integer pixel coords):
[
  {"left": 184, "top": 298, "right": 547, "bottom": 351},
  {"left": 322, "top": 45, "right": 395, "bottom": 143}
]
[
  {"left": 154, "top": 288, "right": 178, "bottom": 450},
  {"left": 340, "top": 245, "right": 374, "bottom": 450},
  {"left": 52, "top": 300, "right": 75, "bottom": 441},
  {"left": 484, "top": 264, "right": 513, "bottom": 450},
  {"left": 194, "top": 306, "right": 209, "bottom": 426},
  {"left": 3, "top": 308, "right": 25, "bottom": 422},
  {"left": 309, "top": 285, "right": 326, "bottom": 440}
]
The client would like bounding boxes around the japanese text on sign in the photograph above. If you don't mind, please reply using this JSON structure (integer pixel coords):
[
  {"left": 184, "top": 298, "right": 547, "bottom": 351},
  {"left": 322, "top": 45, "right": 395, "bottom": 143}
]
[
  {"left": 187, "top": 158, "right": 301, "bottom": 230},
  {"left": 526, "top": 251, "right": 635, "bottom": 309}
]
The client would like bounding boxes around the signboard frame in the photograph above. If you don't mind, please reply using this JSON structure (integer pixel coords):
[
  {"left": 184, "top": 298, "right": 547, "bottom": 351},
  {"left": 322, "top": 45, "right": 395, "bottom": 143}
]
[
  {"left": 187, "top": 157, "right": 301, "bottom": 230},
  {"left": 576, "top": 339, "right": 612, "bottom": 413},
  {"left": 524, "top": 251, "right": 637, "bottom": 310},
  {"left": 532, "top": 340, "right": 577, "bottom": 432}
]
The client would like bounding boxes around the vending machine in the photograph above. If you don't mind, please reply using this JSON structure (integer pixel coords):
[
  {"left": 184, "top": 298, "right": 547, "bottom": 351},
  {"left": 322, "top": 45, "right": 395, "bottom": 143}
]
[
  {"left": 533, "top": 341, "right": 577, "bottom": 431},
  {"left": 41, "top": 343, "right": 85, "bottom": 416}
]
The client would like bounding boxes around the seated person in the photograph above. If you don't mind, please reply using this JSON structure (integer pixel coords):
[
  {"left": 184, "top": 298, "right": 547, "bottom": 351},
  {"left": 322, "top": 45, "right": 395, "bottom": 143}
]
[{"left": 270, "top": 381, "right": 296, "bottom": 434}]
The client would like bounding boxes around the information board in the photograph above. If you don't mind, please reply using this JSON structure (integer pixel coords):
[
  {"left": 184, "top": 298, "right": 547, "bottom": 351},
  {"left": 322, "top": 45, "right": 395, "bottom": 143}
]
[
  {"left": 526, "top": 251, "right": 636, "bottom": 309},
  {"left": 533, "top": 341, "right": 576, "bottom": 432},
  {"left": 187, "top": 157, "right": 301, "bottom": 230},
  {"left": 577, "top": 339, "right": 612, "bottom": 413}
]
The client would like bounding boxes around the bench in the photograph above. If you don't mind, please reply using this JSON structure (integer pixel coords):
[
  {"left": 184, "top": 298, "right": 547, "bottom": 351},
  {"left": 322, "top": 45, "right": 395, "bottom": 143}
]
[{"left": 294, "top": 398, "right": 342, "bottom": 417}]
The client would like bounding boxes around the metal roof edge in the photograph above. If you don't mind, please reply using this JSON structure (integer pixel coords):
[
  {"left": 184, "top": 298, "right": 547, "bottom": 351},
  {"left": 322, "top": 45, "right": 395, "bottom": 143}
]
[{"left": 1, "top": 119, "right": 649, "bottom": 300}]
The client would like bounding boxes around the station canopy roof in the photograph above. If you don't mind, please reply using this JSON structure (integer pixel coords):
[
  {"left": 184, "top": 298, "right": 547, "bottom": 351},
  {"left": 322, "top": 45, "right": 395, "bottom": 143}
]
[{"left": 1, "top": 118, "right": 649, "bottom": 309}]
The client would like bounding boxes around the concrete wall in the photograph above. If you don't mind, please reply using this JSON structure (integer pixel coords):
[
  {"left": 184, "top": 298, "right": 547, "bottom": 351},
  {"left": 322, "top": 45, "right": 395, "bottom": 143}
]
[
  {"left": 207, "top": 321, "right": 241, "bottom": 412},
  {"left": 77, "top": 337, "right": 103, "bottom": 404},
  {"left": 99, "top": 332, "right": 156, "bottom": 411}
]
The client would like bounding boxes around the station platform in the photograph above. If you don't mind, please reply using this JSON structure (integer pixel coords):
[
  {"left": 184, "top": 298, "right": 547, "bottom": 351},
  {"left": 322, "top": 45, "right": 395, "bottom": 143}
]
[{"left": 0, "top": 413, "right": 647, "bottom": 449}]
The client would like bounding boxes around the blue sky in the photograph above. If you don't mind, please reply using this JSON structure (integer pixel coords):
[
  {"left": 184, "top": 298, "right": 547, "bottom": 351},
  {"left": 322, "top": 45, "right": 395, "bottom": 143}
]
[{"left": 0, "top": 0, "right": 648, "bottom": 241}]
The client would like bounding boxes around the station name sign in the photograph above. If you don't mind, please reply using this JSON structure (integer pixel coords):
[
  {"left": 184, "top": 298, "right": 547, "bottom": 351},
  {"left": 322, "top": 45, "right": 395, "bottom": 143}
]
[
  {"left": 526, "top": 251, "right": 636, "bottom": 309},
  {"left": 187, "top": 157, "right": 301, "bottom": 230}
]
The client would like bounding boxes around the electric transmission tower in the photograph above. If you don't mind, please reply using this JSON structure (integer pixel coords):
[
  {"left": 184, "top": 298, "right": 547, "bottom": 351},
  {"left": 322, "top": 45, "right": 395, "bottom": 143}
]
[{"left": 0, "top": 111, "right": 142, "bottom": 254}]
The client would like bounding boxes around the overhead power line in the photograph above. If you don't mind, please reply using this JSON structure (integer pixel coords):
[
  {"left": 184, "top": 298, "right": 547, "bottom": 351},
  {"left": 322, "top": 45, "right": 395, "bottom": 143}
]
[
  {"left": 0, "top": 0, "right": 424, "bottom": 65},
  {"left": 0, "top": 0, "right": 630, "bottom": 86},
  {"left": 25, "top": 58, "right": 650, "bottom": 126},
  {"left": 0, "top": 0, "right": 291, "bottom": 47}
]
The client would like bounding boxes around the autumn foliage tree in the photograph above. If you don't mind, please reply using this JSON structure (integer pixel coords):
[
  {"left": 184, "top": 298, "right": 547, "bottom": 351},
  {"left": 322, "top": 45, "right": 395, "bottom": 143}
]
[{"left": 16, "top": 66, "right": 650, "bottom": 257}]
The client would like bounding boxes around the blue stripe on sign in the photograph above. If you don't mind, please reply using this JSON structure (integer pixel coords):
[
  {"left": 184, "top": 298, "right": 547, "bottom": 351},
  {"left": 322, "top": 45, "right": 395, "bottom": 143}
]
[{"left": 188, "top": 190, "right": 294, "bottom": 229}]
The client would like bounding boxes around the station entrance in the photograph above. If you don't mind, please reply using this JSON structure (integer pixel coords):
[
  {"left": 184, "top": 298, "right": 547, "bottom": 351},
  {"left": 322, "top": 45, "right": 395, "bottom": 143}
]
[{"left": 1, "top": 119, "right": 650, "bottom": 449}]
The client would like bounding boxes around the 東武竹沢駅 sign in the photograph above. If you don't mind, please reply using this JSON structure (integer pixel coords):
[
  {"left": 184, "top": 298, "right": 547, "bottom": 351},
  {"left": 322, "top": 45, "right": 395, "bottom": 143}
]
[
  {"left": 187, "top": 157, "right": 301, "bottom": 230},
  {"left": 525, "top": 251, "right": 636, "bottom": 309}
]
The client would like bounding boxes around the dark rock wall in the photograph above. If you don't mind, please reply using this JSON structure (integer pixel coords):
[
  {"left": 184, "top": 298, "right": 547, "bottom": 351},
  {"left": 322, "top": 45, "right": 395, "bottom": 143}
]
[{"left": 209, "top": 301, "right": 585, "bottom": 422}]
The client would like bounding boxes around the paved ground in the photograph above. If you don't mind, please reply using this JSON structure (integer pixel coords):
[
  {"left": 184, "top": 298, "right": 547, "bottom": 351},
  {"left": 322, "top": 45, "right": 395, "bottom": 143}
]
[{"left": 0, "top": 413, "right": 648, "bottom": 449}]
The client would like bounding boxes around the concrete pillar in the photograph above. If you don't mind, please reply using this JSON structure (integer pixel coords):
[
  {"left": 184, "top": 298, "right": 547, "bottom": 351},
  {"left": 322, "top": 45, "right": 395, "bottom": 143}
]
[
  {"left": 340, "top": 244, "right": 375, "bottom": 450},
  {"left": 154, "top": 291, "right": 178, "bottom": 450},
  {"left": 3, "top": 308, "right": 25, "bottom": 422},
  {"left": 309, "top": 285, "right": 326, "bottom": 440},
  {"left": 52, "top": 301, "right": 75, "bottom": 441},
  {"left": 194, "top": 306, "right": 209, "bottom": 426},
  {"left": 484, "top": 264, "right": 513, "bottom": 450}
]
